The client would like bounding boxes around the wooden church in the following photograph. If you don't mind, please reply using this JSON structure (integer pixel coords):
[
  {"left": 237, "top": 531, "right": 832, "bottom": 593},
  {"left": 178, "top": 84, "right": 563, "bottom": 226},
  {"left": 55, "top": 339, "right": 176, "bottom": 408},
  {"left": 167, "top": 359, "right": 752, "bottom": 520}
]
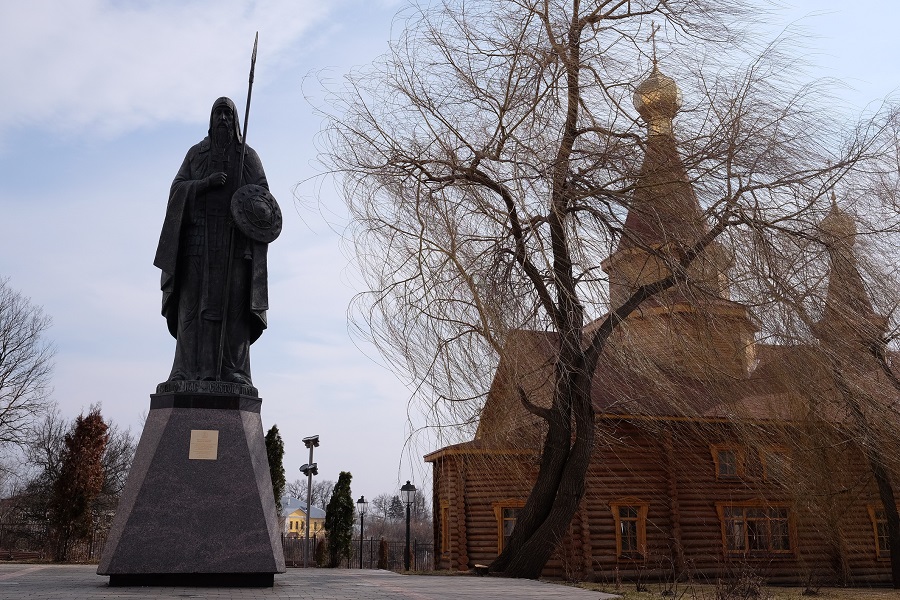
[{"left": 425, "top": 63, "right": 900, "bottom": 584}]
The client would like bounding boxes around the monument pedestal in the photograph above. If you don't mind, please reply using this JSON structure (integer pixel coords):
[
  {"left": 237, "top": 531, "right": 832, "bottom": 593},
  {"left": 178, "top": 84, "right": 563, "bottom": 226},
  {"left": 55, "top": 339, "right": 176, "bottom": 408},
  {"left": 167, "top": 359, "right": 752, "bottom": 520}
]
[{"left": 98, "top": 381, "right": 285, "bottom": 587}]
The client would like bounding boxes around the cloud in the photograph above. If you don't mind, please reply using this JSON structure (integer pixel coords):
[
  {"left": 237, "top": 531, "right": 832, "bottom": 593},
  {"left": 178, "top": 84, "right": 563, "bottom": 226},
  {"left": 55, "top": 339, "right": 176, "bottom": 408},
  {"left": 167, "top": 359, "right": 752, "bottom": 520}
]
[{"left": 0, "top": 0, "right": 333, "bottom": 141}]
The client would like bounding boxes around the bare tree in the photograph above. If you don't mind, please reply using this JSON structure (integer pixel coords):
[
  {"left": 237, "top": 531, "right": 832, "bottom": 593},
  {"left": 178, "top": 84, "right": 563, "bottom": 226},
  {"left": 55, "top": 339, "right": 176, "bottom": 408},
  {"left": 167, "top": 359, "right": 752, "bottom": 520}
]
[
  {"left": 369, "top": 493, "right": 392, "bottom": 522},
  {"left": 286, "top": 478, "right": 335, "bottom": 511},
  {"left": 739, "top": 199, "right": 900, "bottom": 587},
  {"left": 318, "top": 0, "right": 891, "bottom": 578},
  {"left": 313, "top": 479, "right": 336, "bottom": 510},
  {"left": 20, "top": 405, "right": 68, "bottom": 518},
  {"left": 0, "top": 278, "right": 54, "bottom": 447},
  {"left": 96, "top": 420, "right": 135, "bottom": 518},
  {"left": 285, "top": 477, "right": 305, "bottom": 500},
  {"left": 362, "top": 491, "right": 432, "bottom": 542}
]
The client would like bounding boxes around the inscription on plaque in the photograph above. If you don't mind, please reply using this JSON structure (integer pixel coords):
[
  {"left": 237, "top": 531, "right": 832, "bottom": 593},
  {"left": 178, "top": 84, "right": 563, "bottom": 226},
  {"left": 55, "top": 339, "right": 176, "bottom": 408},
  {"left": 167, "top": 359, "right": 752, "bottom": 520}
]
[{"left": 189, "top": 430, "right": 219, "bottom": 460}]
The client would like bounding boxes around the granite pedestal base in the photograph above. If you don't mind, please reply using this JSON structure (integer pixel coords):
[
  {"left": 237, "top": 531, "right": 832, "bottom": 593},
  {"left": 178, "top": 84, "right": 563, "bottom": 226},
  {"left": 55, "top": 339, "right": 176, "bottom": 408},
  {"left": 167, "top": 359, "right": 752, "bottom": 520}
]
[{"left": 98, "top": 382, "right": 285, "bottom": 587}]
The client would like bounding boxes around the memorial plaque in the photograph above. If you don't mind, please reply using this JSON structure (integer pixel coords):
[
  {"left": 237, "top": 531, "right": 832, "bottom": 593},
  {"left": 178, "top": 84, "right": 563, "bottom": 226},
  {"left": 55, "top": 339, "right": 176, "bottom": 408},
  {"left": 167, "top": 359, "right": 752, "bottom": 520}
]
[{"left": 189, "top": 430, "right": 219, "bottom": 460}]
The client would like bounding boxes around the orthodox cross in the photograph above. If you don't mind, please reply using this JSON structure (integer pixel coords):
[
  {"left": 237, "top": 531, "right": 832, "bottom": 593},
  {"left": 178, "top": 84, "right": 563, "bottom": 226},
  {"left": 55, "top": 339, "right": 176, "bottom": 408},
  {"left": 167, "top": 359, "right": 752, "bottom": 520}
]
[{"left": 646, "top": 22, "right": 660, "bottom": 67}]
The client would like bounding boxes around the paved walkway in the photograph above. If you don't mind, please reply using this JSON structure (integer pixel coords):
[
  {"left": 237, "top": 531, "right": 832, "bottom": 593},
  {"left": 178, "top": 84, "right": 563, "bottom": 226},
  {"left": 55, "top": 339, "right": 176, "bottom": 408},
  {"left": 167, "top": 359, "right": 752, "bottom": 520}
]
[{"left": 0, "top": 565, "right": 617, "bottom": 600}]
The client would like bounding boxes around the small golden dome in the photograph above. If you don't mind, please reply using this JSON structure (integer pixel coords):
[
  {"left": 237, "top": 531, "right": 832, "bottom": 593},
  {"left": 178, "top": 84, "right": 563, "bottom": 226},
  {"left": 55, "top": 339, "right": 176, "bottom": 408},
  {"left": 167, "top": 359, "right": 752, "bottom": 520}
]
[
  {"left": 820, "top": 193, "right": 857, "bottom": 245},
  {"left": 633, "top": 63, "right": 682, "bottom": 124}
]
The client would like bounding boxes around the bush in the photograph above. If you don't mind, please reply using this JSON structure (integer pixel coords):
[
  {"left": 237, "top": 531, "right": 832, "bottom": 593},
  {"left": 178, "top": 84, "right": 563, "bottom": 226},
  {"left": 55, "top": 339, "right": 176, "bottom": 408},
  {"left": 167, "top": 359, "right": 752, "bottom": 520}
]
[
  {"left": 324, "top": 471, "right": 354, "bottom": 567},
  {"left": 314, "top": 537, "right": 328, "bottom": 567},
  {"left": 377, "top": 537, "right": 389, "bottom": 570}
]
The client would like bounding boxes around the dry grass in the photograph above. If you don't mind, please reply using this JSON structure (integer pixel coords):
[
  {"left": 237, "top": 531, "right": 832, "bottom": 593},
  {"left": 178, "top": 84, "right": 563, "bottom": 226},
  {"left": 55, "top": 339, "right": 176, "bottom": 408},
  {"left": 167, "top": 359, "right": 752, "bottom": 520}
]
[{"left": 569, "top": 582, "right": 900, "bottom": 600}]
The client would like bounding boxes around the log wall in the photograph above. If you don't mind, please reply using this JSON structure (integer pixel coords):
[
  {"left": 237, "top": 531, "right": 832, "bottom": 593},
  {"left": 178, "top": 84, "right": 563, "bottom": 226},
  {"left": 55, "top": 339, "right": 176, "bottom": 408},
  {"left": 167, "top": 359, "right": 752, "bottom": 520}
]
[{"left": 428, "top": 418, "right": 894, "bottom": 584}]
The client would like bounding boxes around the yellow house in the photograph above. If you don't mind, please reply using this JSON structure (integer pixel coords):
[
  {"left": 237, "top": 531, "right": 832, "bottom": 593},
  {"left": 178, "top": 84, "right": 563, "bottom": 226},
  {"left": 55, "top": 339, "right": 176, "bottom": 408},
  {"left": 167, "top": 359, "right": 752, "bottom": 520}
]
[{"left": 281, "top": 496, "right": 326, "bottom": 538}]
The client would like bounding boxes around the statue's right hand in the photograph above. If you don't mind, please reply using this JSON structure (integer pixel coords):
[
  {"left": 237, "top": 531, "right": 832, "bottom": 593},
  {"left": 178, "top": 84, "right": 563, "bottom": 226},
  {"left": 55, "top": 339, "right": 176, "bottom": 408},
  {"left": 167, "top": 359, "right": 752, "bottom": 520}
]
[{"left": 206, "top": 172, "right": 227, "bottom": 188}]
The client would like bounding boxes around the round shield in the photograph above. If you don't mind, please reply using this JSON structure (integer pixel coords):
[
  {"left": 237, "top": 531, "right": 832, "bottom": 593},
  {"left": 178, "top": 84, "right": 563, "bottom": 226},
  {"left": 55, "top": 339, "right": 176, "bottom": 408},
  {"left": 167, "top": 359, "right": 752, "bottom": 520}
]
[{"left": 231, "top": 184, "right": 282, "bottom": 243}]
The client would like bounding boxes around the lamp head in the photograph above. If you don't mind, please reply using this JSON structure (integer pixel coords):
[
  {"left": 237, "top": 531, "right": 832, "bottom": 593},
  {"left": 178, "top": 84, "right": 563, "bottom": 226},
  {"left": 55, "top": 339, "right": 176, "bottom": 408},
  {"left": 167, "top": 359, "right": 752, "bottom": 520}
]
[
  {"left": 302, "top": 435, "right": 320, "bottom": 448},
  {"left": 400, "top": 480, "right": 417, "bottom": 505}
]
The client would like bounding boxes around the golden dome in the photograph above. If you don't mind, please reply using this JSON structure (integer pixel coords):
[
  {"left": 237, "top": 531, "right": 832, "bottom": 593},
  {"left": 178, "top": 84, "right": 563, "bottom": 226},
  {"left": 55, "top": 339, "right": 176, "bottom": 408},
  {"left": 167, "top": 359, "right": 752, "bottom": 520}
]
[{"left": 633, "top": 63, "right": 682, "bottom": 126}]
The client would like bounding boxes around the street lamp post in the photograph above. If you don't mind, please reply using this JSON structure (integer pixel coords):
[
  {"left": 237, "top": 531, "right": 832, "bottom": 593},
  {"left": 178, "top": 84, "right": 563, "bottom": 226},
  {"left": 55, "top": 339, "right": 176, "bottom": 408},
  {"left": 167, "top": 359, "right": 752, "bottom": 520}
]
[
  {"left": 356, "top": 495, "right": 368, "bottom": 569},
  {"left": 400, "top": 480, "right": 416, "bottom": 571},
  {"left": 300, "top": 435, "right": 319, "bottom": 568}
]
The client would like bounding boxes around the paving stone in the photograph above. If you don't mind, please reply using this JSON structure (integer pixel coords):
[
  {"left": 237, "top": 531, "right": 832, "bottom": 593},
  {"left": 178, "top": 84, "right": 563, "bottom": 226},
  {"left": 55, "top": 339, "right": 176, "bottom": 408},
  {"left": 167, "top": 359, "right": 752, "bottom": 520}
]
[{"left": 0, "top": 564, "right": 618, "bottom": 600}]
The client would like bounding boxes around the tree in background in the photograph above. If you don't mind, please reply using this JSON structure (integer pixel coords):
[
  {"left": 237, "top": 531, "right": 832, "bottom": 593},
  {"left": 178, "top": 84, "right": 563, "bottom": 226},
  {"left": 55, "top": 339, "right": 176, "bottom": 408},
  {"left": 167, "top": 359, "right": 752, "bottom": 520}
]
[
  {"left": 324, "top": 471, "right": 353, "bottom": 567},
  {"left": 285, "top": 477, "right": 303, "bottom": 500},
  {"left": 0, "top": 278, "right": 55, "bottom": 447},
  {"left": 264, "top": 425, "right": 285, "bottom": 512},
  {"left": 315, "top": 480, "right": 335, "bottom": 509},
  {"left": 20, "top": 405, "right": 134, "bottom": 528},
  {"left": 286, "top": 478, "right": 334, "bottom": 510},
  {"left": 369, "top": 493, "right": 392, "bottom": 522},
  {"left": 20, "top": 406, "right": 68, "bottom": 517},
  {"left": 94, "top": 419, "right": 135, "bottom": 520},
  {"left": 320, "top": 0, "right": 894, "bottom": 578},
  {"left": 47, "top": 406, "right": 108, "bottom": 561},
  {"left": 361, "top": 489, "right": 432, "bottom": 543},
  {"left": 388, "top": 496, "right": 404, "bottom": 521},
  {"left": 410, "top": 489, "right": 429, "bottom": 522}
]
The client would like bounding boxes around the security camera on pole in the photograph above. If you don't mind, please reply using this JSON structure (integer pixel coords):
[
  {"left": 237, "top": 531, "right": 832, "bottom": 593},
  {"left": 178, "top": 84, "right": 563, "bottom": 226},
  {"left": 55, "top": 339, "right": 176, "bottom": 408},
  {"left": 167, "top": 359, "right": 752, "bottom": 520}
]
[{"left": 300, "top": 435, "right": 319, "bottom": 568}]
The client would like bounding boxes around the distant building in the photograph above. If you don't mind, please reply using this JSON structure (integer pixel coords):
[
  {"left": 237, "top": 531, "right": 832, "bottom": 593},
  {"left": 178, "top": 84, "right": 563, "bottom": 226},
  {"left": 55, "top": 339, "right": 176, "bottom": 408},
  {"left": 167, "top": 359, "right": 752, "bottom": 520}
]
[
  {"left": 426, "top": 63, "right": 900, "bottom": 584},
  {"left": 281, "top": 496, "right": 326, "bottom": 538}
]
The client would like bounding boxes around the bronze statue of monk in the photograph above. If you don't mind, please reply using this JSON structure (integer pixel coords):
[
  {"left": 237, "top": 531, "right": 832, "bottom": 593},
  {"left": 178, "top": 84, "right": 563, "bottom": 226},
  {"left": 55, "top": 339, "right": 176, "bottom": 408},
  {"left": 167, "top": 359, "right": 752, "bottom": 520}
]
[{"left": 154, "top": 97, "right": 271, "bottom": 386}]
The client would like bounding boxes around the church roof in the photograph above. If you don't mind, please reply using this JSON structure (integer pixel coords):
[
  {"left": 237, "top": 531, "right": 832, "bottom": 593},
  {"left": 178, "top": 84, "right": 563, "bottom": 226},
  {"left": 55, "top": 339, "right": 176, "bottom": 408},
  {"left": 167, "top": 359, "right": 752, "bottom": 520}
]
[
  {"left": 468, "top": 327, "right": 900, "bottom": 449},
  {"left": 430, "top": 67, "right": 898, "bottom": 462},
  {"left": 814, "top": 196, "right": 887, "bottom": 342},
  {"left": 616, "top": 64, "right": 708, "bottom": 253}
]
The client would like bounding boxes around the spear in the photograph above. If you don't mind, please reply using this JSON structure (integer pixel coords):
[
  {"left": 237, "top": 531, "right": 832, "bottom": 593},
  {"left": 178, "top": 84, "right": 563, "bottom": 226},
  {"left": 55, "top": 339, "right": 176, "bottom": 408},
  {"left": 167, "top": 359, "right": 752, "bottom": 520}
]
[
  {"left": 217, "top": 32, "right": 258, "bottom": 382},
  {"left": 237, "top": 32, "right": 258, "bottom": 190}
]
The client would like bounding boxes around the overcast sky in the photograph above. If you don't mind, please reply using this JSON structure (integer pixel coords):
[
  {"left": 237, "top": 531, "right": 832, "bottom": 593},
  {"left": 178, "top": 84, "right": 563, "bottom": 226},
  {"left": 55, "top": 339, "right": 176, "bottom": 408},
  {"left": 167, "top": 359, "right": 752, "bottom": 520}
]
[{"left": 0, "top": 0, "right": 898, "bottom": 503}]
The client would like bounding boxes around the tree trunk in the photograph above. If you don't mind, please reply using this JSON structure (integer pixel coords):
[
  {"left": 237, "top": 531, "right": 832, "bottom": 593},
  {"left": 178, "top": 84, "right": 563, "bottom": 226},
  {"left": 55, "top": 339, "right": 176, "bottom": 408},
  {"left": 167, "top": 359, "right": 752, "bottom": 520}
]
[
  {"left": 502, "top": 374, "right": 595, "bottom": 578},
  {"left": 869, "top": 451, "right": 900, "bottom": 588},
  {"left": 832, "top": 369, "right": 900, "bottom": 587},
  {"left": 490, "top": 356, "right": 576, "bottom": 573},
  {"left": 491, "top": 349, "right": 595, "bottom": 577}
]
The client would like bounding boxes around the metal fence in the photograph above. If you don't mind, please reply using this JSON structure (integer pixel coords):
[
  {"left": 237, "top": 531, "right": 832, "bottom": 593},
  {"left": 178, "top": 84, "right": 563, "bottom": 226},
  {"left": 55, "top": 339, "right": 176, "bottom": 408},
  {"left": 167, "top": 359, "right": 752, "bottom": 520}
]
[
  {"left": 282, "top": 535, "right": 434, "bottom": 571},
  {"left": 0, "top": 520, "right": 108, "bottom": 562},
  {"left": 0, "top": 521, "right": 433, "bottom": 571}
]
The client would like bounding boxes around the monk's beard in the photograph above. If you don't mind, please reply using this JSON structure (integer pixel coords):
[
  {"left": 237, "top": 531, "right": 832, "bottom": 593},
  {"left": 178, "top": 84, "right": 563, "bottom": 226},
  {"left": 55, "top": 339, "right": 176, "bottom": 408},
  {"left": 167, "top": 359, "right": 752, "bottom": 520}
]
[{"left": 213, "top": 123, "right": 233, "bottom": 150}]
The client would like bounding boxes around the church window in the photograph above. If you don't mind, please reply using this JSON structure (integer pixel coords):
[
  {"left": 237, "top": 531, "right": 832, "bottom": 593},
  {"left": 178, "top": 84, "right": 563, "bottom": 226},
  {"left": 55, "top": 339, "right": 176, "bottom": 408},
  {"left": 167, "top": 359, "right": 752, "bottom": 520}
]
[
  {"left": 609, "top": 499, "right": 649, "bottom": 559},
  {"left": 492, "top": 499, "right": 525, "bottom": 554},
  {"left": 717, "top": 502, "right": 793, "bottom": 556},
  {"left": 711, "top": 444, "right": 744, "bottom": 479},
  {"left": 868, "top": 506, "right": 893, "bottom": 559}
]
